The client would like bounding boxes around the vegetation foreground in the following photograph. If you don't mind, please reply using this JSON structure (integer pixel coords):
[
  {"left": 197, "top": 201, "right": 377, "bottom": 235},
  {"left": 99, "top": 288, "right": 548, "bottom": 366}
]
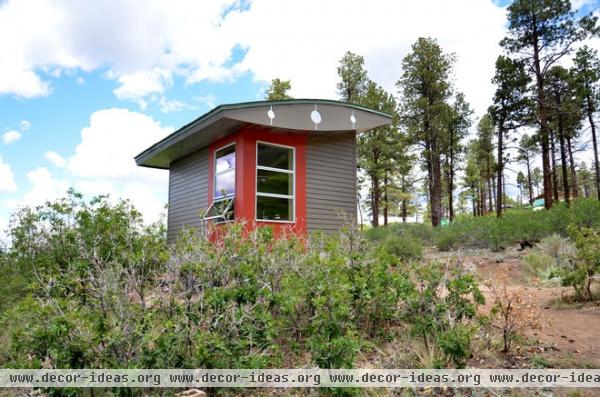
[{"left": 1, "top": 193, "right": 600, "bottom": 396}]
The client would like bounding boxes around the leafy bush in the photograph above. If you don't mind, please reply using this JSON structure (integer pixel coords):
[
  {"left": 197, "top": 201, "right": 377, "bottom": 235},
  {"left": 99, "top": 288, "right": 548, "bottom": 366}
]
[
  {"left": 382, "top": 235, "right": 423, "bottom": 261},
  {"left": 0, "top": 192, "right": 487, "bottom": 380},
  {"left": 433, "top": 198, "right": 600, "bottom": 251},
  {"left": 561, "top": 225, "right": 600, "bottom": 301},
  {"left": 537, "top": 234, "right": 577, "bottom": 260},
  {"left": 522, "top": 251, "right": 560, "bottom": 283},
  {"left": 397, "top": 262, "right": 484, "bottom": 368},
  {"left": 365, "top": 222, "right": 434, "bottom": 246}
]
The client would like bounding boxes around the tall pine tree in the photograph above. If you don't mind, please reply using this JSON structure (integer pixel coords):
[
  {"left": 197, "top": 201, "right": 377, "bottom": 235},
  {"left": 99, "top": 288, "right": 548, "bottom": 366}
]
[
  {"left": 397, "top": 37, "right": 454, "bottom": 226},
  {"left": 489, "top": 55, "right": 531, "bottom": 217},
  {"left": 500, "top": 0, "right": 596, "bottom": 208}
]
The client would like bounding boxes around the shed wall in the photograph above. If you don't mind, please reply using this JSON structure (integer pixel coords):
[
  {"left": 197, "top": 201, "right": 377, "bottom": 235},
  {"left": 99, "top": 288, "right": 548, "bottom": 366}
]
[
  {"left": 167, "top": 147, "right": 209, "bottom": 241},
  {"left": 306, "top": 132, "right": 357, "bottom": 232}
]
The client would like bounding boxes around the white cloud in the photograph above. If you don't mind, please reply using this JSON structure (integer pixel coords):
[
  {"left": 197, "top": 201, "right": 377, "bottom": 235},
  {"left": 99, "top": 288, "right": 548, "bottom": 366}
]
[
  {"left": 194, "top": 94, "right": 217, "bottom": 109},
  {"left": 0, "top": 0, "right": 242, "bottom": 101},
  {"left": 67, "top": 108, "right": 171, "bottom": 185},
  {"left": 19, "top": 120, "right": 31, "bottom": 131},
  {"left": 6, "top": 109, "right": 170, "bottom": 224},
  {"left": 113, "top": 68, "right": 173, "bottom": 109},
  {"left": 223, "top": 0, "right": 508, "bottom": 118},
  {"left": 158, "top": 96, "right": 195, "bottom": 113},
  {"left": 17, "top": 167, "right": 68, "bottom": 208},
  {"left": 3, "top": 130, "right": 22, "bottom": 144},
  {"left": 0, "top": 156, "right": 17, "bottom": 192},
  {"left": 2, "top": 0, "right": 598, "bottom": 119},
  {"left": 0, "top": 0, "right": 510, "bottom": 116},
  {"left": 44, "top": 151, "right": 67, "bottom": 168}
]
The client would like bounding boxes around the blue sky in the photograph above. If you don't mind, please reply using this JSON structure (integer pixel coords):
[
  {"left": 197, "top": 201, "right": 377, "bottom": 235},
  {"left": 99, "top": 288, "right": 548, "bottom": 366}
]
[{"left": 1, "top": 0, "right": 599, "bottom": 235}]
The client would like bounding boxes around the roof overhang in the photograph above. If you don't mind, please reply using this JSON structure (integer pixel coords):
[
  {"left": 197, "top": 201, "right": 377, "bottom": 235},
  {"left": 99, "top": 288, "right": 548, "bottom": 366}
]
[{"left": 135, "top": 99, "right": 393, "bottom": 169}]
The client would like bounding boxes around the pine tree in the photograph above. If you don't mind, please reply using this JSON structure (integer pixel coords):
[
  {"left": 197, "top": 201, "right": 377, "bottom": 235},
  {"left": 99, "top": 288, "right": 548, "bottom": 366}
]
[
  {"left": 545, "top": 65, "right": 583, "bottom": 205},
  {"left": 265, "top": 78, "right": 293, "bottom": 100},
  {"left": 441, "top": 93, "right": 472, "bottom": 222},
  {"left": 516, "top": 171, "right": 528, "bottom": 205},
  {"left": 572, "top": 46, "right": 600, "bottom": 200},
  {"left": 397, "top": 37, "right": 455, "bottom": 227},
  {"left": 517, "top": 134, "right": 539, "bottom": 204},
  {"left": 489, "top": 55, "right": 531, "bottom": 217},
  {"left": 357, "top": 81, "right": 400, "bottom": 226},
  {"left": 463, "top": 140, "right": 483, "bottom": 216},
  {"left": 337, "top": 51, "right": 368, "bottom": 103},
  {"left": 476, "top": 115, "right": 496, "bottom": 214},
  {"left": 500, "top": 0, "right": 597, "bottom": 208}
]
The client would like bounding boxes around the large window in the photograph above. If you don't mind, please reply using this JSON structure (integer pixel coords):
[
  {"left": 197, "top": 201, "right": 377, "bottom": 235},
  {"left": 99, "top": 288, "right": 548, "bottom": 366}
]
[
  {"left": 256, "top": 142, "right": 294, "bottom": 222},
  {"left": 204, "top": 144, "right": 235, "bottom": 222}
]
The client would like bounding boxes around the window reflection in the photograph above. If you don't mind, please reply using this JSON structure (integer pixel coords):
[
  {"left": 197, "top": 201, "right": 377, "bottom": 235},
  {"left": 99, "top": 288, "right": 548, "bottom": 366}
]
[{"left": 215, "top": 145, "right": 235, "bottom": 199}]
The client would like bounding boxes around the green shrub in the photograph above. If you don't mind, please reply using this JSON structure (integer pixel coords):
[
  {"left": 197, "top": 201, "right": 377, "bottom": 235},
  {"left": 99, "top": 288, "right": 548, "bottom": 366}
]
[
  {"left": 523, "top": 251, "right": 562, "bottom": 285},
  {"left": 365, "top": 222, "right": 434, "bottom": 246},
  {"left": 537, "top": 234, "right": 577, "bottom": 260},
  {"left": 431, "top": 199, "right": 600, "bottom": 251},
  {"left": 561, "top": 225, "right": 600, "bottom": 301},
  {"left": 397, "top": 262, "right": 485, "bottom": 368},
  {"left": 1, "top": 193, "right": 487, "bottom": 375},
  {"left": 382, "top": 235, "right": 423, "bottom": 260}
]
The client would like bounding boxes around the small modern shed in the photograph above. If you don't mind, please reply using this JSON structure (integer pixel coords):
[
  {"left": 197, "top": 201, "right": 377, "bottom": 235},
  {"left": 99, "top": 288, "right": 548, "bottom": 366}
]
[{"left": 135, "top": 99, "right": 392, "bottom": 241}]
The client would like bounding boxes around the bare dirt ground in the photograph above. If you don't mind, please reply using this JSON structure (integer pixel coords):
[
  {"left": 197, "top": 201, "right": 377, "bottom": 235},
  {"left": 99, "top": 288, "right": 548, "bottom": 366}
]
[{"left": 456, "top": 247, "right": 600, "bottom": 369}]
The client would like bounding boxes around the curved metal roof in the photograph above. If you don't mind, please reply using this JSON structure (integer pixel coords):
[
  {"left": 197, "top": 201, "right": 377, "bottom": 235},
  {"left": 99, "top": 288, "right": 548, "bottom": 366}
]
[{"left": 135, "top": 99, "right": 393, "bottom": 169}]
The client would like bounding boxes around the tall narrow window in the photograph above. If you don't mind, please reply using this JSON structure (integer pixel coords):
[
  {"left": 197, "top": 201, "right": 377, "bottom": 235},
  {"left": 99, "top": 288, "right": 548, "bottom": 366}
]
[
  {"left": 204, "top": 144, "right": 235, "bottom": 222},
  {"left": 256, "top": 142, "right": 294, "bottom": 222}
]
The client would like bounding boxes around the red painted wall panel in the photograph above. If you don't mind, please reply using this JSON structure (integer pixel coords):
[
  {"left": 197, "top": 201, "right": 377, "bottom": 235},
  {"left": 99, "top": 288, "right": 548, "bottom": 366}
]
[{"left": 207, "top": 126, "right": 307, "bottom": 237}]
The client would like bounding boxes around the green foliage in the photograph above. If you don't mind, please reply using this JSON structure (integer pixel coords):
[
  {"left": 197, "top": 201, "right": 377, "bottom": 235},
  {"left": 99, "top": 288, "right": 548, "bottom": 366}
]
[
  {"left": 397, "top": 262, "right": 484, "bottom": 368},
  {"left": 336, "top": 51, "right": 368, "bottom": 103},
  {"left": 531, "top": 355, "right": 552, "bottom": 369},
  {"left": 562, "top": 225, "right": 600, "bottom": 300},
  {"left": 265, "top": 78, "right": 292, "bottom": 100},
  {"left": 434, "top": 198, "right": 600, "bottom": 251},
  {"left": 397, "top": 37, "right": 455, "bottom": 227},
  {"left": 366, "top": 222, "right": 434, "bottom": 246},
  {"left": 0, "top": 194, "right": 488, "bottom": 375},
  {"left": 381, "top": 235, "right": 423, "bottom": 261},
  {"left": 523, "top": 251, "right": 561, "bottom": 284}
]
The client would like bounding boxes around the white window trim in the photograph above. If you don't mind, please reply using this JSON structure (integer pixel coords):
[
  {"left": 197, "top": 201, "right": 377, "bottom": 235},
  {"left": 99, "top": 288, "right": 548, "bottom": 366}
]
[
  {"left": 213, "top": 142, "right": 236, "bottom": 201},
  {"left": 203, "top": 197, "right": 234, "bottom": 223},
  {"left": 255, "top": 141, "right": 295, "bottom": 224}
]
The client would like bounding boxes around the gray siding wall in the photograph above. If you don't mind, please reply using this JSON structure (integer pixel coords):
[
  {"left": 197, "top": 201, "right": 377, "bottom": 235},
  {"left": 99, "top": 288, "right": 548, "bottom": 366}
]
[
  {"left": 167, "top": 148, "right": 209, "bottom": 241},
  {"left": 306, "top": 132, "right": 357, "bottom": 232}
]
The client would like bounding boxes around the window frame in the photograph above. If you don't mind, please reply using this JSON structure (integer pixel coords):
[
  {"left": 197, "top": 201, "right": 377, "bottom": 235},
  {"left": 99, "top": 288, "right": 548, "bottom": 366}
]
[
  {"left": 207, "top": 142, "right": 236, "bottom": 223},
  {"left": 255, "top": 141, "right": 296, "bottom": 223},
  {"left": 203, "top": 197, "right": 234, "bottom": 222}
]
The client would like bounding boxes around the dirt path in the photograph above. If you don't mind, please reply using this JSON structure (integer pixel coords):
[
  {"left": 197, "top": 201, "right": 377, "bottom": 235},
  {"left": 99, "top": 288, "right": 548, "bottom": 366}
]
[{"left": 465, "top": 251, "right": 600, "bottom": 367}]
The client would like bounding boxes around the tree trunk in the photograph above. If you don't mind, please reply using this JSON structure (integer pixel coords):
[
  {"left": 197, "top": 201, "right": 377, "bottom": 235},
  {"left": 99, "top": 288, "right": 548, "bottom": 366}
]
[
  {"left": 448, "top": 133, "right": 455, "bottom": 222},
  {"left": 567, "top": 135, "right": 578, "bottom": 198},
  {"left": 497, "top": 127, "right": 503, "bottom": 218},
  {"left": 371, "top": 177, "right": 379, "bottom": 227},
  {"left": 430, "top": 138, "right": 442, "bottom": 227},
  {"left": 558, "top": 122, "right": 570, "bottom": 205},
  {"left": 550, "top": 128, "right": 559, "bottom": 202},
  {"left": 587, "top": 95, "right": 600, "bottom": 200},
  {"left": 533, "top": 36, "right": 553, "bottom": 209},
  {"left": 487, "top": 164, "right": 493, "bottom": 214},
  {"left": 383, "top": 174, "right": 389, "bottom": 226},
  {"left": 448, "top": 169, "right": 454, "bottom": 222},
  {"left": 526, "top": 156, "right": 533, "bottom": 204},
  {"left": 401, "top": 175, "right": 408, "bottom": 223}
]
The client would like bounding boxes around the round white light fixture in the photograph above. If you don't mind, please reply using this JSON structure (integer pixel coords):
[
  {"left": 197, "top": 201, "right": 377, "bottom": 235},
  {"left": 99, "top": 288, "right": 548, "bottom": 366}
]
[
  {"left": 310, "top": 110, "right": 321, "bottom": 124},
  {"left": 267, "top": 106, "right": 275, "bottom": 125},
  {"left": 350, "top": 113, "right": 357, "bottom": 127}
]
